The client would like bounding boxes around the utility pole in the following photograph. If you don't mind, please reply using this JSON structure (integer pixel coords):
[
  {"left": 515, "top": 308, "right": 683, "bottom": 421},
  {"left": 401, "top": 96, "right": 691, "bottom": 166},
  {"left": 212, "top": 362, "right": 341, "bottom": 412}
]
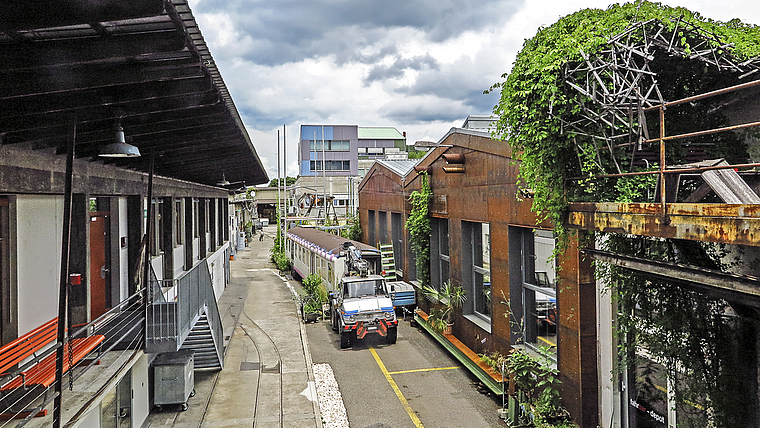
[
  {"left": 322, "top": 125, "right": 327, "bottom": 225},
  {"left": 283, "top": 124, "right": 287, "bottom": 240},
  {"left": 277, "top": 129, "right": 281, "bottom": 252}
]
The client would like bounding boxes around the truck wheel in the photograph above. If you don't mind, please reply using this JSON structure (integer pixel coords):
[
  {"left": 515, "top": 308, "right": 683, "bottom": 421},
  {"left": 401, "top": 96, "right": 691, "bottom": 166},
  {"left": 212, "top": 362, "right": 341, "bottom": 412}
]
[
  {"left": 387, "top": 326, "right": 397, "bottom": 344},
  {"left": 340, "top": 331, "right": 352, "bottom": 349}
]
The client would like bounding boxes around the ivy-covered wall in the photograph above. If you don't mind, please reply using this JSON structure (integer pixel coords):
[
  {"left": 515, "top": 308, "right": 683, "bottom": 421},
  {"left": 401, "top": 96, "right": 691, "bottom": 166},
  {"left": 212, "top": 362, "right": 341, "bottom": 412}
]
[{"left": 490, "top": 2, "right": 760, "bottom": 426}]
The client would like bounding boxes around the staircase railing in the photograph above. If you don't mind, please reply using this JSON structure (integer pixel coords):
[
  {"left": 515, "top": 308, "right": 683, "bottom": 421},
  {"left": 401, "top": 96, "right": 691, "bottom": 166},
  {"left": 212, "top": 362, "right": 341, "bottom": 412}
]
[
  {"left": 197, "top": 261, "right": 224, "bottom": 369},
  {"left": 146, "top": 260, "right": 224, "bottom": 366}
]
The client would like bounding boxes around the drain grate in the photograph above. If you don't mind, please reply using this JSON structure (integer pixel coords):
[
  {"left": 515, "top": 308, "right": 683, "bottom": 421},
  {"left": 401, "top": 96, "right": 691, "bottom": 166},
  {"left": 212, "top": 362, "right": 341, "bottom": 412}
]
[{"left": 240, "top": 361, "right": 260, "bottom": 371}]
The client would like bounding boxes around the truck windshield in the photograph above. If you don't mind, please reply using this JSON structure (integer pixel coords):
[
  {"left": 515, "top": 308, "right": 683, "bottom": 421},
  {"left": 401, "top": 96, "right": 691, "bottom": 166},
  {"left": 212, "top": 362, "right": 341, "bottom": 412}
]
[{"left": 344, "top": 280, "right": 384, "bottom": 298}]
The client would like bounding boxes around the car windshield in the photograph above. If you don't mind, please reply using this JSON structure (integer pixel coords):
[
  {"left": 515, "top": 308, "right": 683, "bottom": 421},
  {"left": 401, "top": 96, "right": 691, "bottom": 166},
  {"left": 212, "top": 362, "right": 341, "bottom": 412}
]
[{"left": 344, "top": 280, "right": 385, "bottom": 298}]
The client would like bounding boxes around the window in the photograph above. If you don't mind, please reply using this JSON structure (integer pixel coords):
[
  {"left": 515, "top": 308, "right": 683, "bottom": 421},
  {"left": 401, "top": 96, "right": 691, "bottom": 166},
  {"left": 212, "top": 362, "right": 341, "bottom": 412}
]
[
  {"left": 462, "top": 221, "right": 491, "bottom": 323},
  {"left": 309, "top": 140, "right": 350, "bottom": 151},
  {"left": 431, "top": 218, "right": 450, "bottom": 288},
  {"left": 511, "top": 227, "right": 557, "bottom": 358},
  {"left": 310, "top": 160, "right": 350, "bottom": 171}
]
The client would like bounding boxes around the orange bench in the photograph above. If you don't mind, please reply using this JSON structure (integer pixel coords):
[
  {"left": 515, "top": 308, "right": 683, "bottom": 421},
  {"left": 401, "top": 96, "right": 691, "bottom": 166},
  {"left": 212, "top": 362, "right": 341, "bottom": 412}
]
[
  {"left": 0, "top": 318, "right": 105, "bottom": 419},
  {"left": 0, "top": 318, "right": 59, "bottom": 381},
  {"left": 0, "top": 334, "right": 105, "bottom": 391}
]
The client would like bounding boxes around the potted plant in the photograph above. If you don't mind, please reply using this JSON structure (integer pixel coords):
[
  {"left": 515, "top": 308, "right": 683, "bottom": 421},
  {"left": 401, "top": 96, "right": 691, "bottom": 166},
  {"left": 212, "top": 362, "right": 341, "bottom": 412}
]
[
  {"left": 301, "top": 274, "right": 327, "bottom": 323},
  {"left": 302, "top": 295, "right": 321, "bottom": 323},
  {"left": 420, "top": 280, "right": 466, "bottom": 334}
]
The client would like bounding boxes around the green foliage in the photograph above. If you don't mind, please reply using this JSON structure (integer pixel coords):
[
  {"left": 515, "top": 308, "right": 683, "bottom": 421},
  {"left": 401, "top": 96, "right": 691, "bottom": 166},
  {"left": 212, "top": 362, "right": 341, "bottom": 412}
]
[
  {"left": 271, "top": 251, "right": 290, "bottom": 271},
  {"left": 422, "top": 280, "right": 467, "bottom": 332},
  {"left": 506, "top": 347, "right": 567, "bottom": 422},
  {"left": 269, "top": 213, "right": 290, "bottom": 271},
  {"left": 339, "top": 214, "right": 362, "bottom": 241},
  {"left": 492, "top": 1, "right": 760, "bottom": 246},
  {"left": 601, "top": 234, "right": 752, "bottom": 427},
  {"left": 302, "top": 273, "right": 328, "bottom": 304},
  {"left": 302, "top": 297, "right": 322, "bottom": 314},
  {"left": 406, "top": 172, "right": 432, "bottom": 287},
  {"left": 269, "top": 176, "right": 296, "bottom": 187},
  {"left": 406, "top": 148, "right": 426, "bottom": 159},
  {"left": 301, "top": 274, "right": 327, "bottom": 315},
  {"left": 478, "top": 351, "right": 508, "bottom": 373}
]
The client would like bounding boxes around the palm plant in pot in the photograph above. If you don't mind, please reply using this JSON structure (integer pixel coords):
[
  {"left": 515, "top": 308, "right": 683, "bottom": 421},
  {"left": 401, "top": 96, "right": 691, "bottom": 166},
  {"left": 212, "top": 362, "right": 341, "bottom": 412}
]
[{"left": 421, "top": 280, "right": 466, "bottom": 334}]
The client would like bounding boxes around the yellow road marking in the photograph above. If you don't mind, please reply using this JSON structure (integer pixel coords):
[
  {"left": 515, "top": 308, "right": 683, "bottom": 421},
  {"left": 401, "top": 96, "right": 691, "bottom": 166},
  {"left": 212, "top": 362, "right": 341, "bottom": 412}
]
[
  {"left": 537, "top": 336, "right": 556, "bottom": 347},
  {"left": 370, "top": 347, "right": 424, "bottom": 428},
  {"left": 653, "top": 383, "right": 704, "bottom": 411},
  {"left": 387, "top": 366, "right": 460, "bottom": 375}
]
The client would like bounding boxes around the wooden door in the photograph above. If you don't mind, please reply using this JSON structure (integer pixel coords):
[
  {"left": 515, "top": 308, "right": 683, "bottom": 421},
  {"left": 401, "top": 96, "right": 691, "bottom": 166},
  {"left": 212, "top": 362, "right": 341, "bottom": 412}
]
[{"left": 89, "top": 212, "right": 110, "bottom": 320}]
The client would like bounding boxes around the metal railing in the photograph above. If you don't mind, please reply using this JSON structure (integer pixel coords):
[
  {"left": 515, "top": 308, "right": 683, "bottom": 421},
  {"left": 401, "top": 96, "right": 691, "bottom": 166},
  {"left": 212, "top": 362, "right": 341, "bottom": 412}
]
[
  {"left": 0, "top": 290, "right": 144, "bottom": 427},
  {"left": 146, "top": 261, "right": 224, "bottom": 366}
]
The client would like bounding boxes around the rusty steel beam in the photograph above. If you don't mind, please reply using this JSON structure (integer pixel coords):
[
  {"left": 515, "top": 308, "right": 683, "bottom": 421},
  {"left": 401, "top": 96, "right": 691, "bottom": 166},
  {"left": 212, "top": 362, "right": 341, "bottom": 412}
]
[
  {"left": 585, "top": 248, "right": 760, "bottom": 304},
  {"left": 566, "top": 202, "right": 760, "bottom": 246},
  {"left": 642, "top": 78, "right": 760, "bottom": 112}
]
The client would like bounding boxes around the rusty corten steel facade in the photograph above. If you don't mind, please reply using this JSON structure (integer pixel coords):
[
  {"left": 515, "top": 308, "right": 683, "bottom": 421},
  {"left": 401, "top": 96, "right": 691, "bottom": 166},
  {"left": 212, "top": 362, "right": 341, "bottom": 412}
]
[
  {"left": 358, "top": 128, "right": 599, "bottom": 428},
  {"left": 359, "top": 161, "right": 418, "bottom": 279}
]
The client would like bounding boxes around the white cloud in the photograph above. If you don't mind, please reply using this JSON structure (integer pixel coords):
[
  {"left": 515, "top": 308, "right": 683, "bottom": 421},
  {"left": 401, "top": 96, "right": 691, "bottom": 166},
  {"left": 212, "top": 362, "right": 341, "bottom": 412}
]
[{"left": 189, "top": 0, "right": 760, "bottom": 181}]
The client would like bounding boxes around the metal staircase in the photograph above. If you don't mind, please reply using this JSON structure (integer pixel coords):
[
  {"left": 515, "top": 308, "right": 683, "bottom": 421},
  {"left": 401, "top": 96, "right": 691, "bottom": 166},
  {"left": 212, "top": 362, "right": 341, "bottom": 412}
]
[
  {"left": 179, "top": 309, "right": 223, "bottom": 369},
  {"left": 379, "top": 244, "right": 397, "bottom": 281},
  {"left": 146, "top": 260, "right": 225, "bottom": 370}
]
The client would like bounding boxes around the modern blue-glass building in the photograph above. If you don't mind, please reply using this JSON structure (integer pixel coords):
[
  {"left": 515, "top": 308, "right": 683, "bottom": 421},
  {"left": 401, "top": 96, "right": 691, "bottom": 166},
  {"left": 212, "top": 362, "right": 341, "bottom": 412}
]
[{"left": 296, "top": 125, "right": 406, "bottom": 217}]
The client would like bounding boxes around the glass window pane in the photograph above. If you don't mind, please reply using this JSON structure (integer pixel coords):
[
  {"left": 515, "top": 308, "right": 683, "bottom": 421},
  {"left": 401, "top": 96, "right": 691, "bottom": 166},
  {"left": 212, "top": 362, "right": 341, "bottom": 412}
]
[
  {"left": 532, "top": 229, "right": 555, "bottom": 286},
  {"left": 524, "top": 287, "right": 556, "bottom": 356},
  {"left": 440, "top": 220, "right": 449, "bottom": 256}
]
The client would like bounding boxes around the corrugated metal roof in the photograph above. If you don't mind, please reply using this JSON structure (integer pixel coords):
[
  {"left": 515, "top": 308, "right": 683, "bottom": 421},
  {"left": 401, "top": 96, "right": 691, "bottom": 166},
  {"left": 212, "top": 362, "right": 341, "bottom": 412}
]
[
  {"left": 288, "top": 227, "right": 380, "bottom": 256},
  {"left": 0, "top": 0, "right": 269, "bottom": 187},
  {"left": 376, "top": 159, "right": 420, "bottom": 177},
  {"left": 358, "top": 127, "right": 404, "bottom": 140}
]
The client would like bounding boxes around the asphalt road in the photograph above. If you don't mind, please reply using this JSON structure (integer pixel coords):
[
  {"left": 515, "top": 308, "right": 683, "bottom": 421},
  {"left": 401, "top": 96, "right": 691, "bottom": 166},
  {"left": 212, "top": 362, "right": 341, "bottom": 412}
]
[{"left": 305, "top": 311, "right": 506, "bottom": 428}]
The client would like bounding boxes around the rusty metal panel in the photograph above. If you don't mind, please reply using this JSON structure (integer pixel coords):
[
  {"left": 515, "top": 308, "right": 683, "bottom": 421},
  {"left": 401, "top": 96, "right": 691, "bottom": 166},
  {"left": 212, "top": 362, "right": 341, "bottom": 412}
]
[
  {"left": 567, "top": 202, "right": 760, "bottom": 246},
  {"left": 430, "top": 195, "right": 448, "bottom": 215}
]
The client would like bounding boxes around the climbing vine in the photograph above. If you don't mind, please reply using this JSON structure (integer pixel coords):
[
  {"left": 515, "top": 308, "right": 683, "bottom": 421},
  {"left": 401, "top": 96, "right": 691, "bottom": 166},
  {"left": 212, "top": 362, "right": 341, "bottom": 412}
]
[
  {"left": 598, "top": 234, "right": 754, "bottom": 427},
  {"left": 406, "top": 172, "right": 432, "bottom": 288},
  {"left": 489, "top": 2, "right": 760, "bottom": 425},
  {"left": 491, "top": 1, "right": 760, "bottom": 246}
]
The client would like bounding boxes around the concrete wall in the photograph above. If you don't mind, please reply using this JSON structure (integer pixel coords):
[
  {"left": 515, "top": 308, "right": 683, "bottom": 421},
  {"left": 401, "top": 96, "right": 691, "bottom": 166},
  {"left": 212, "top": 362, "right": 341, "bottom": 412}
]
[
  {"left": 207, "top": 245, "right": 228, "bottom": 300},
  {"left": 15, "top": 195, "right": 63, "bottom": 335}
]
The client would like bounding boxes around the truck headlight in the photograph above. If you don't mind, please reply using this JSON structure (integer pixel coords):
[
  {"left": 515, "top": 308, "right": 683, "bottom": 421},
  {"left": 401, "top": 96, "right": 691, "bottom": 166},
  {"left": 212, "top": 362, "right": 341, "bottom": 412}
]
[
  {"left": 343, "top": 313, "right": 355, "bottom": 323},
  {"left": 385, "top": 312, "right": 395, "bottom": 320}
]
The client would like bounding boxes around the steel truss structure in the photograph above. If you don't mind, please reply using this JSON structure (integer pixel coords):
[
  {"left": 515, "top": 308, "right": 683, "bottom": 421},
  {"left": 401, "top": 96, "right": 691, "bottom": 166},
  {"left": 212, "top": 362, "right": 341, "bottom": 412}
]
[{"left": 561, "top": 18, "right": 760, "bottom": 176}]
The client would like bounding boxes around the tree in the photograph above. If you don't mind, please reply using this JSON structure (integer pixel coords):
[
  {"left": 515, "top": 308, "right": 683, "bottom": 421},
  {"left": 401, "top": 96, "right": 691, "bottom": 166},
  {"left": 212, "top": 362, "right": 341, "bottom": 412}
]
[{"left": 269, "top": 177, "right": 296, "bottom": 187}]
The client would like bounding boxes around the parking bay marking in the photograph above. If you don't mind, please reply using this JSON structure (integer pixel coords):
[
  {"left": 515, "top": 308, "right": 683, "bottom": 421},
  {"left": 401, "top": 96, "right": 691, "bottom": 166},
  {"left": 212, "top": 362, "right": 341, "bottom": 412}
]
[
  {"left": 370, "top": 347, "right": 425, "bottom": 428},
  {"left": 387, "top": 366, "right": 460, "bottom": 375}
]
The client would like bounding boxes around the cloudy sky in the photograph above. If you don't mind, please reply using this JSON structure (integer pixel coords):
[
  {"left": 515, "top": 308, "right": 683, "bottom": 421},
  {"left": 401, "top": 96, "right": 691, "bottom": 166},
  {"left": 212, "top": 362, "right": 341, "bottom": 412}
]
[{"left": 187, "top": 0, "right": 760, "bottom": 182}]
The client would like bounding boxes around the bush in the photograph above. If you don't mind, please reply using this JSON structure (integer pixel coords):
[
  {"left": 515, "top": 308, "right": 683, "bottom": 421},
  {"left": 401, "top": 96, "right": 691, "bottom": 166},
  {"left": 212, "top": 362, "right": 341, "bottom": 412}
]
[
  {"left": 273, "top": 251, "right": 290, "bottom": 271},
  {"left": 302, "top": 273, "right": 327, "bottom": 303}
]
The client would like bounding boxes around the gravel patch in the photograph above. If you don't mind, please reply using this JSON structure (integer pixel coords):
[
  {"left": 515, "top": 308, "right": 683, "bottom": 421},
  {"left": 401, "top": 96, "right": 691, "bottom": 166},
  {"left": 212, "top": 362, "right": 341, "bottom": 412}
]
[{"left": 313, "top": 363, "right": 349, "bottom": 428}]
